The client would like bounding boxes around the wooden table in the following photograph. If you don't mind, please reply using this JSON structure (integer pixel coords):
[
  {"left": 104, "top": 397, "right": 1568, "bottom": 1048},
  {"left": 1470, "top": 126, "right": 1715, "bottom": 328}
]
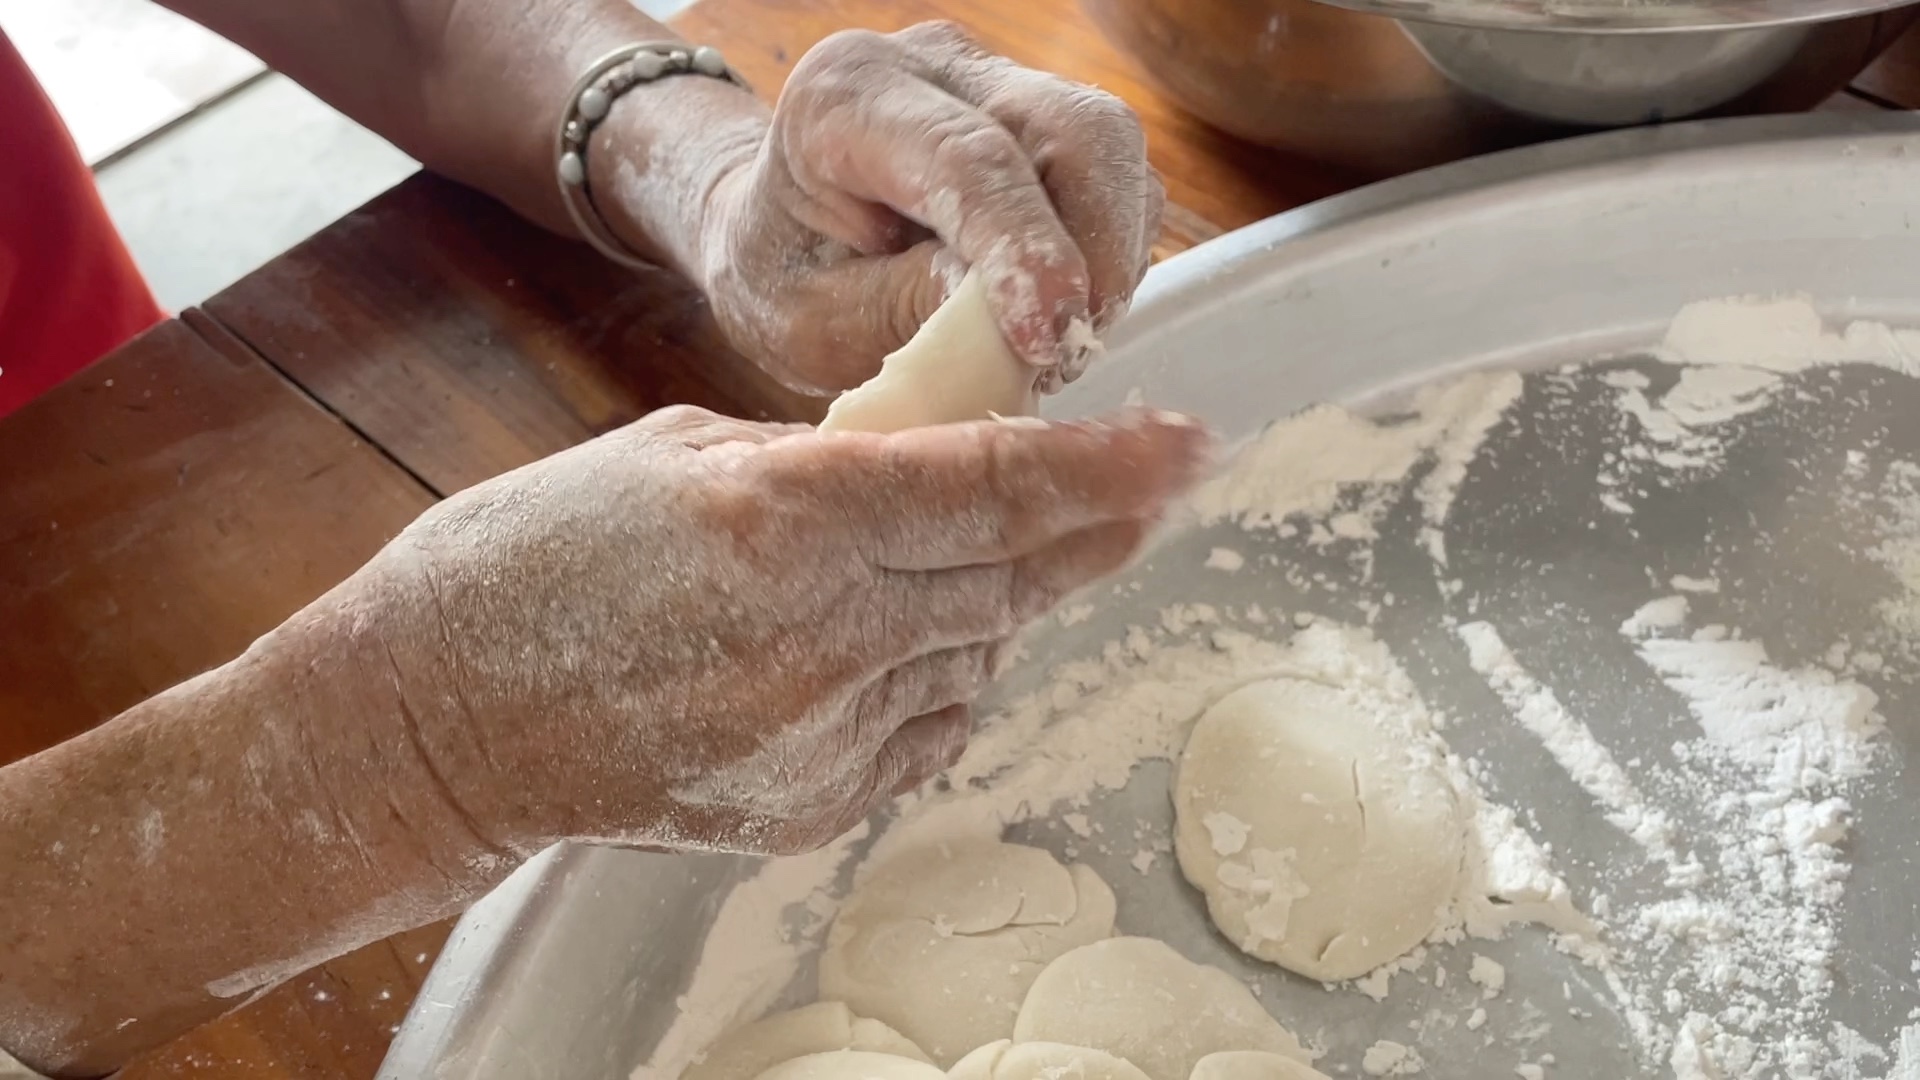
[{"left": 3, "top": 0, "right": 1915, "bottom": 1074}]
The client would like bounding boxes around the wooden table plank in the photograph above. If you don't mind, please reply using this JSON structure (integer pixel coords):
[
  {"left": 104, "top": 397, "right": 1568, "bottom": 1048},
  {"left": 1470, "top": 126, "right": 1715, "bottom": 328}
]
[
  {"left": 201, "top": 176, "right": 819, "bottom": 499},
  {"left": 0, "top": 315, "right": 459, "bottom": 1078},
  {"left": 0, "top": 319, "right": 431, "bottom": 762},
  {"left": 1855, "top": 19, "right": 1920, "bottom": 107}
]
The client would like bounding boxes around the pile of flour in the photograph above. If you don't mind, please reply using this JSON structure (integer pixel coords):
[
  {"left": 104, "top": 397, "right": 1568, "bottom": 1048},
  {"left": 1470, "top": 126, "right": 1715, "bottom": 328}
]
[{"left": 634, "top": 298, "right": 1919, "bottom": 1080}]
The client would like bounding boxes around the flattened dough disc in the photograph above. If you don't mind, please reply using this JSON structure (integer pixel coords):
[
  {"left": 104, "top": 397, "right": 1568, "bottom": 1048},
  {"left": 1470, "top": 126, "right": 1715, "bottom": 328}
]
[
  {"left": 819, "top": 269, "right": 1038, "bottom": 433},
  {"left": 1173, "top": 677, "right": 1465, "bottom": 982},
  {"left": 949, "top": 1041, "right": 1150, "bottom": 1080},
  {"left": 685, "top": 1002, "right": 930, "bottom": 1080},
  {"left": 1013, "top": 936, "right": 1310, "bottom": 1080},
  {"left": 752, "top": 1050, "right": 946, "bottom": 1080},
  {"left": 817, "top": 841, "right": 1116, "bottom": 1066},
  {"left": 1189, "top": 1051, "right": 1332, "bottom": 1080}
]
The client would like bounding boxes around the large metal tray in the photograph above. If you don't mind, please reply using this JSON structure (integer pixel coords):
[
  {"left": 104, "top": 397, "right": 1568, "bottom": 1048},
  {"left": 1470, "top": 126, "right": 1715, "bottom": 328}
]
[{"left": 380, "top": 113, "right": 1920, "bottom": 1080}]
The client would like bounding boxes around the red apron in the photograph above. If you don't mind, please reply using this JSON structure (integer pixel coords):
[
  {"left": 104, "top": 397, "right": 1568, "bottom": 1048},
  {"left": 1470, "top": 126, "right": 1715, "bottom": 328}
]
[{"left": 0, "top": 30, "right": 166, "bottom": 418}]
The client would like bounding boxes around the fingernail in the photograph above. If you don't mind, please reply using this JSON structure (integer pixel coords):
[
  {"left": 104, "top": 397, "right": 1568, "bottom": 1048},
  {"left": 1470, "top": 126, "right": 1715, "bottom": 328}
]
[{"left": 995, "top": 414, "right": 1053, "bottom": 430}]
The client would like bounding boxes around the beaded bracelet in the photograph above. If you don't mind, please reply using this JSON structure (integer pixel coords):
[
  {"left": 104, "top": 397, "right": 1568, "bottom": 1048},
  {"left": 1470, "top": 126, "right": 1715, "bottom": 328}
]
[{"left": 555, "top": 42, "right": 751, "bottom": 271}]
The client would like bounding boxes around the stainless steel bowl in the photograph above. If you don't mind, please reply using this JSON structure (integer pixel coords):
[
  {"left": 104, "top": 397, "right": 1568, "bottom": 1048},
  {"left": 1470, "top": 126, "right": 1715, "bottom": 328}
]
[{"left": 1085, "top": 0, "right": 1918, "bottom": 173}]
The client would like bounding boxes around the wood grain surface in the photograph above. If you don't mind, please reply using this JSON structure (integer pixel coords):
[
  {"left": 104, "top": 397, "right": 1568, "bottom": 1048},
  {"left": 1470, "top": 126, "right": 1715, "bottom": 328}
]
[
  {"left": 0, "top": 318, "right": 431, "bottom": 764},
  {"left": 201, "top": 179, "right": 820, "bottom": 499},
  {"left": 1858, "top": 16, "right": 1920, "bottom": 106},
  {"left": 0, "top": 318, "right": 454, "bottom": 1078},
  {"left": 3, "top": 1, "right": 1915, "bottom": 1077}
]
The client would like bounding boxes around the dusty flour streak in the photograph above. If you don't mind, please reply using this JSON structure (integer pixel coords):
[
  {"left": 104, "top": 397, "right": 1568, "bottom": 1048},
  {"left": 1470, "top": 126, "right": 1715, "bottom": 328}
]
[
  {"left": 1614, "top": 592, "right": 1888, "bottom": 1079},
  {"left": 1191, "top": 371, "right": 1522, "bottom": 557},
  {"left": 1456, "top": 621, "right": 1690, "bottom": 879},
  {"left": 1888, "top": 1026, "right": 1920, "bottom": 1080},
  {"left": 1604, "top": 297, "right": 1920, "bottom": 485}
]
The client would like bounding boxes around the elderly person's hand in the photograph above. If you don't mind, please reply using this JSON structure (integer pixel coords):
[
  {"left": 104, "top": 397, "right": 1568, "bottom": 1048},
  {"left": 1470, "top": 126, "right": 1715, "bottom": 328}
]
[
  {"left": 666, "top": 23, "right": 1162, "bottom": 396},
  {"left": 360, "top": 405, "right": 1207, "bottom": 858}
]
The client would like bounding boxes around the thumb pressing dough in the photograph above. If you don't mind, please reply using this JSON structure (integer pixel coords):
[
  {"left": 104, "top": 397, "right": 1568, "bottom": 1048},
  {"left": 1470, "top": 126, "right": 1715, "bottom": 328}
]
[
  {"left": 752, "top": 1051, "right": 946, "bottom": 1080},
  {"left": 818, "top": 269, "right": 1039, "bottom": 433},
  {"left": 1190, "top": 1052, "right": 1333, "bottom": 1080},
  {"left": 949, "top": 1041, "right": 1151, "bottom": 1080},
  {"left": 684, "top": 1002, "right": 930, "bottom": 1080},
  {"left": 1012, "top": 936, "right": 1311, "bottom": 1080},
  {"left": 816, "top": 840, "right": 1116, "bottom": 1066},
  {"left": 1173, "top": 677, "right": 1465, "bottom": 983}
]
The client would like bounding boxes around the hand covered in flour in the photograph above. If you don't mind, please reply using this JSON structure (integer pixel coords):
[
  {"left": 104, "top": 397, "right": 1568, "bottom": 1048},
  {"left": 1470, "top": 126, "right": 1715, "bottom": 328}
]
[
  {"left": 696, "top": 21, "right": 1163, "bottom": 395},
  {"left": 360, "top": 405, "right": 1209, "bottom": 856}
]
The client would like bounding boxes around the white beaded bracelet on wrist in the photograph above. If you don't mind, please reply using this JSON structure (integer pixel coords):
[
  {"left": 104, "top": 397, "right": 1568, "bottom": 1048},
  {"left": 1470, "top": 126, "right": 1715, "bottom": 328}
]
[{"left": 554, "top": 42, "right": 750, "bottom": 271}]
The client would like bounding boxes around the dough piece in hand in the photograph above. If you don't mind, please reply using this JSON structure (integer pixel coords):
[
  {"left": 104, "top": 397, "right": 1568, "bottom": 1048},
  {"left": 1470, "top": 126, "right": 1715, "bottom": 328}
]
[
  {"left": 817, "top": 840, "right": 1116, "bottom": 1066},
  {"left": 753, "top": 1051, "right": 946, "bottom": 1080},
  {"left": 1173, "top": 677, "right": 1465, "bottom": 982},
  {"left": 950, "top": 1041, "right": 1151, "bottom": 1080},
  {"left": 1190, "top": 1051, "right": 1332, "bottom": 1080},
  {"left": 818, "top": 269, "right": 1038, "bottom": 433},
  {"left": 685, "top": 1002, "right": 930, "bottom": 1080},
  {"left": 1013, "top": 936, "right": 1310, "bottom": 1080}
]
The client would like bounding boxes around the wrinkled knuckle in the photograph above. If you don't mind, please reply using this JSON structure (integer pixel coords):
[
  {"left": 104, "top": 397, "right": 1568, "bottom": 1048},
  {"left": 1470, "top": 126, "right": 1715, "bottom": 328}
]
[
  {"left": 801, "top": 28, "right": 891, "bottom": 76},
  {"left": 851, "top": 598, "right": 906, "bottom": 678},
  {"left": 1073, "top": 87, "right": 1145, "bottom": 142},
  {"left": 1031, "top": 89, "right": 1148, "bottom": 188},
  {"left": 686, "top": 476, "right": 781, "bottom": 569},
  {"left": 976, "top": 428, "right": 1029, "bottom": 550},
  {"left": 784, "top": 31, "right": 890, "bottom": 129},
  {"left": 645, "top": 403, "right": 714, "bottom": 430},
  {"left": 931, "top": 122, "right": 1029, "bottom": 194},
  {"left": 886, "top": 262, "right": 940, "bottom": 352},
  {"left": 893, "top": 19, "right": 978, "bottom": 55},
  {"left": 935, "top": 714, "right": 972, "bottom": 768},
  {"left": 1005, "top": 559, "right": 1052, "bottom": 626}
]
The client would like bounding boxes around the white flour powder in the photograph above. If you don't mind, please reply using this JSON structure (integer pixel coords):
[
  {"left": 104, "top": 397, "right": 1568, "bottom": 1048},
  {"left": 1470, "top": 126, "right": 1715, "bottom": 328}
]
[
  {"left": 1599, "top": 297, "right": 1920, "bottom": 512},
  {"left": 1191, "top": 371, "right": 1522, "bottom": 561},
  {"left": 1457, "top": 620, "right": 1692, "bottom": 881},
  {"left": 1618, "top": 597, "right": 1884, "bottom": 1078}
]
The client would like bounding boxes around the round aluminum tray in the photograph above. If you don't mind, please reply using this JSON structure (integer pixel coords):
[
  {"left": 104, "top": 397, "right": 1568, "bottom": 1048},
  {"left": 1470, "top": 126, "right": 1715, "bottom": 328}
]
[{"left": 382, "top": 112, "right": 1920, "bottom": 1080}]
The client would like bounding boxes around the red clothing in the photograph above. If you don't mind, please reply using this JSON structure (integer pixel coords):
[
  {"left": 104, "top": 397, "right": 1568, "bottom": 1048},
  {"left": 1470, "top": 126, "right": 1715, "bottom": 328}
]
[{"left": 0, "top": 30, "right": 165, "bottom": 419}]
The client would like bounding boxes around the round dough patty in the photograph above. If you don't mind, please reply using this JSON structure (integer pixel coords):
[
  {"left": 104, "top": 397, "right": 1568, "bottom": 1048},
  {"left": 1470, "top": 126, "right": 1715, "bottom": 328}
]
[
  {"left": 1012, "top": 936, "right": 1309, "bottom": 1080},
  {"left": 753, "top": 1051, "right": 945, "bottom": 1080},
  {"left": 685, "top": 1002, "right": 929, "bottom": 1080},
  {"left": 818, "top": 840, "right": 1116, "bottom": 1066},
  {"left": 1190, "top": 1051, "right": 1332, "bottom": 1080},
  {"left": 949, "top": 1041, "right": 1150, "bottom": 1080},
  {"left": 1173, "top": 677, "right": 1465, "bottom": 981}
]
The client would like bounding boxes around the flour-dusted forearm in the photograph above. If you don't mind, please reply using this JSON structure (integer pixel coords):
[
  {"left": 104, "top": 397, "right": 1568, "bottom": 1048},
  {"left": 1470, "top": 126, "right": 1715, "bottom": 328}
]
[{"left": 0, "top": 582, "right": 497, "bottom": 1077}]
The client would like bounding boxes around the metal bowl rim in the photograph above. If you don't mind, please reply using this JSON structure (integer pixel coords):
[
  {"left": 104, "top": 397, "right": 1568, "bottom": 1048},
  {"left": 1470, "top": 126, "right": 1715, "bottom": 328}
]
[{"left": 1307, "top": 0, "right": 1914, "bottom": 33}]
